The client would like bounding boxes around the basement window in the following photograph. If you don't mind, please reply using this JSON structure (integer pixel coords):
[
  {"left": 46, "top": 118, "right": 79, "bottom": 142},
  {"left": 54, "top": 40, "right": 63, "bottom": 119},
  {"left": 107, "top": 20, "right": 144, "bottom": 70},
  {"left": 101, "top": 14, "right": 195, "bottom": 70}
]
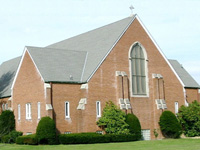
[
  {"left": 96, "top": 130, "right": 104, "bottom": 135},
  {"left": 141, "top": 129, "right": 151, "bottom": 140}
]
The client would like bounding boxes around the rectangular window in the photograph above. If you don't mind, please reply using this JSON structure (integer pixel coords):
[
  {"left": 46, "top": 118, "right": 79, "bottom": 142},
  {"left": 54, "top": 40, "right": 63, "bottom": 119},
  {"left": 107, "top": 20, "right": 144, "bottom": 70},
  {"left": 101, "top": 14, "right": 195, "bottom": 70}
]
[
  {"left": 18, "top": 104, "right": 21, "bottom": 120},
  {"left": 175, "top": 102, "right": 179, "bottom": 114},
  {"left": 5, "top": 103, "right": 8, "bottom": 110},
  {"left": 65, "top": 101, "right": 70, "bottom": 119},
  {"left": 26, "top": 103, "right": 31, "bottom": 120},
  {"left": 96, "top": 101, "right": 101, "bottom": 118},
  {"left": 2, "top": 104, "right": 5, "bottom": 111},
  {"left": 38, "top": 102, "right": 41, "bottom": 119}
]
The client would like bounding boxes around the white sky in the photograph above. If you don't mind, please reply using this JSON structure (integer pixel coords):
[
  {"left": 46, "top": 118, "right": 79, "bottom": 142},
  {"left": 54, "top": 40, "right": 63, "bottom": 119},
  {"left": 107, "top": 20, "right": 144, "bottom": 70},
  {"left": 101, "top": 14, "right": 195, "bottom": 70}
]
[{"left": 0, "top": 0, "right": 200, "bottom": 84}]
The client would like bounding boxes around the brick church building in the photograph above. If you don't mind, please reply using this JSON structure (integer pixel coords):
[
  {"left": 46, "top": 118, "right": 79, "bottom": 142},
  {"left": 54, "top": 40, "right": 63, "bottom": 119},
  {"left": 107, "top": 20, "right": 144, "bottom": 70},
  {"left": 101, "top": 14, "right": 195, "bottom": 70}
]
[{"left": 0, "top": 14, "right": 199, "bottom": 140}]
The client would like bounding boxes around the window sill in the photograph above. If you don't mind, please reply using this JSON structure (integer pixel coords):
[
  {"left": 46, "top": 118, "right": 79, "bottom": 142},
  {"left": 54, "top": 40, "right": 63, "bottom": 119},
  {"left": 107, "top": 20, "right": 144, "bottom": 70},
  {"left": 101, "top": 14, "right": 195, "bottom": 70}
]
[
  {"left": 131, "top": 94, "right": 149, "bottom": 98},
  {"left": 26, "top": 119, "right": 32, "bottom": 121}
]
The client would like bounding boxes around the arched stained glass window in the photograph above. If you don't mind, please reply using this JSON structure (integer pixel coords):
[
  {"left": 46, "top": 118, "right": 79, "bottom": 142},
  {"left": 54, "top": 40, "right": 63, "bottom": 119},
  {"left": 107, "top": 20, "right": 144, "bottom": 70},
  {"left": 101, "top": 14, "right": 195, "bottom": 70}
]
[{"left": 130, "top": 43, "right": 147, "bottom": 95}]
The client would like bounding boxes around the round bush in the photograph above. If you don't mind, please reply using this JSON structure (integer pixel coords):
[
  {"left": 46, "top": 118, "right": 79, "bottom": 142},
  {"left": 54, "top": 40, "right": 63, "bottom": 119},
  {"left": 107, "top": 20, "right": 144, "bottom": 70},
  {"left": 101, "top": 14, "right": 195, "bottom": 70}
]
[
  {"left": 125, "top": 113, "right": 141, "bottom": 140},
  {"left": 159, "top": 111, "right": 182, "bottom": 138},
  {"left": 177, "top": 100, "right": 200, "bottom": 137},
  {"left": 36, "top": 117, "right": 57, "bottom": 145}
]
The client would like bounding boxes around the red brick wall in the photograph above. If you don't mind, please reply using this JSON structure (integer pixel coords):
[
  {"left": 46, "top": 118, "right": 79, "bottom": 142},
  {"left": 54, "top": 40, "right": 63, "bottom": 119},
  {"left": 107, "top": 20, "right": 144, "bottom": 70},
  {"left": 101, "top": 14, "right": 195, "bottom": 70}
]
[
  {"left": 13, "top": 51, "right": 46, "bottom": 134},
  {"left": 185, "top": 88, "right": 199, "bottom": 103}
]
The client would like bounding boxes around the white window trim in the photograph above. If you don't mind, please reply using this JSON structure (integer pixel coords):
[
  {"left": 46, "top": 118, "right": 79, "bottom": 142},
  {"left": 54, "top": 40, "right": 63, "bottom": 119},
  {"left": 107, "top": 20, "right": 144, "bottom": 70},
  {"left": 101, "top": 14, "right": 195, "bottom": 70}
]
[
  {"left": 26, "top": 103, "right": 31, "bottom": 120},
  {"left": 18, "top": 104, "right": 21, "bottom": 121},
  {"left": 65, "top": 101, "right": 70, "bottom": 119},
  {"left": 2, "top": 104, "right": 5, "bottom": 111},
  {"left": 129, "top": 42, "right": 149, "bottom": 97},
  {"left": 96, "top": 101, "right": 101, "bottom": 118},
  {"left": 5, "top": 103, "right": 8, "bottom": 110},
  {"left": 175, "top": 102, "right": 179, "bottom": 114},
  {"left": 37, "top": 102, "right": 41, "bottom": 119}
]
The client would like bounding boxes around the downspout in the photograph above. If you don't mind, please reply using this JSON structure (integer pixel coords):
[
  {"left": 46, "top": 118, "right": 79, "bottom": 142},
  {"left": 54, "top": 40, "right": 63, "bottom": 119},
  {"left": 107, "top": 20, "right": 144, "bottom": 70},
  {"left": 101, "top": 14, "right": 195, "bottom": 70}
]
[{"left": 163, "top": 80, "right": 166, "bottom": 100}]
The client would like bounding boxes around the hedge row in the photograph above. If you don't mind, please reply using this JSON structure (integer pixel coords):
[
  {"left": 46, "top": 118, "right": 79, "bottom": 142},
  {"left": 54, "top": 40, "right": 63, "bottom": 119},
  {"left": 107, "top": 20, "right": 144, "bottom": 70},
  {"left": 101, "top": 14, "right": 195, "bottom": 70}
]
[
  {"left": 16, "top": 134, "right": 38, "bottom": 145},
  {"left": 1, "top": 130, "right": 23, "bottom": 143},
  {"left": 59, "top": 133, "right": 138, "bottom": 144},
  {"left": 15, "top": 133, "right": 138, "bottom": 145}
]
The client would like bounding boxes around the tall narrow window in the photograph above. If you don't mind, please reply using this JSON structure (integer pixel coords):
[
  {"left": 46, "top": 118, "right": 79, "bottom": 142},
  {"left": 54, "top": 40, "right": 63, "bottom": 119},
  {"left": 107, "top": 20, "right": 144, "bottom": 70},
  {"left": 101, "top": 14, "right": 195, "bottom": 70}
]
[
  {"left": 130, "top": 43, "right": 147, "bottom": 95},
  {"left": 2, "top": 104, "right": 5, "bottom": 111},
  {"left": 26, "top": 103, "right": 31, "bottom": 119},
  {"left": 175, "top": 102, "right": 179, "bottom": 114},
  {"left": 5, "top": 103, "right": 8, "bottom": 110},
  {"left": 65, "top": 101, "right": 70, "bottom": 119},
  {"left": 18, "top": 104, "right": 21, "bottom": 120},
  {"left": 96, "top": 101, "right": 101, "bottom": 118},
  {"left": 37, "top": 102, "right": 41, "bottom": 119}
]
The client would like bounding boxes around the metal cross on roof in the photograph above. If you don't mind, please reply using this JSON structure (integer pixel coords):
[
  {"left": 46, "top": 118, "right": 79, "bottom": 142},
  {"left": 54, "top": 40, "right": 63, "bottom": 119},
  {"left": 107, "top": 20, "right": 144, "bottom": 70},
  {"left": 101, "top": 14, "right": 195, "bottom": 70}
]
[{"left": 129, "top": 5, "right": 134, "bottom": 14}]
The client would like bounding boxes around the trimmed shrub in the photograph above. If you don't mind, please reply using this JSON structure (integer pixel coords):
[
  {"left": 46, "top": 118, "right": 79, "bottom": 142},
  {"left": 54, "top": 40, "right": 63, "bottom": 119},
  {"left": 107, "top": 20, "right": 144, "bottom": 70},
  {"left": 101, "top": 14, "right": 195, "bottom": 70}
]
[
  {"left": 59, "top": 132, "right": 138, "bottom": 144},
  {"left": 16, "top": 134, "right": 38, "bottom": 145},
  {"left": 177, "top": 100, "right": 200, "bottom": 137},
  {"left": 59, "top": 133, "right": 109, "bottom": 144},
  {"left": 125, "top": 113, "right": 142, "bottom": 140},
  {"left": 36, "top": 117, "right": 57, "bottom": 145},
  {"left": 1, "top": 130, "right": 23, "bottom": 143},
  {"left": 96, "top": 101, "right": 129, "bottom": 134},
  {"left": 107, "top": 134, "right": 138, "bottom": 142},
  {"left": 159, "top": 111, "right": 182, "bottom": 138},
  {"left": 0, "top": 110, "right": 15, "bottom": 139},
  {"left": 1, "top": 135, "right": 10, "bottom": 143}
]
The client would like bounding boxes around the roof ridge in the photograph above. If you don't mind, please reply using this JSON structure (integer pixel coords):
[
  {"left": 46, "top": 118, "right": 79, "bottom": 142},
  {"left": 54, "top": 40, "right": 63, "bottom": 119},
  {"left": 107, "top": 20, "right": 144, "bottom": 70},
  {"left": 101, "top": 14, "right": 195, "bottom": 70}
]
[{"left": 46, "top": 15, "right": 136, "bottom": 48}]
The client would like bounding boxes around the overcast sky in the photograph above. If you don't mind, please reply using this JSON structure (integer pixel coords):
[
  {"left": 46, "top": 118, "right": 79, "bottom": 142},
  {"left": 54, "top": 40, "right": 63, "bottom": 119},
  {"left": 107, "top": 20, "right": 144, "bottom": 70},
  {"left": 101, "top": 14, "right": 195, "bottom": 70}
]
[{"left": 0, "top": 0, "right": 200, "bottom": 84}]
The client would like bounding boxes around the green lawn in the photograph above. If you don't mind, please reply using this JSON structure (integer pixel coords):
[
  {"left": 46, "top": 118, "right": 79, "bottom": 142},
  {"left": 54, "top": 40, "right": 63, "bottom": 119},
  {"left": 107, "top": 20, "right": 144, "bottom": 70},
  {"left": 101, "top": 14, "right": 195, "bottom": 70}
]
[{"left": 1, "top": 138, "right": 200, "bottom": 150}]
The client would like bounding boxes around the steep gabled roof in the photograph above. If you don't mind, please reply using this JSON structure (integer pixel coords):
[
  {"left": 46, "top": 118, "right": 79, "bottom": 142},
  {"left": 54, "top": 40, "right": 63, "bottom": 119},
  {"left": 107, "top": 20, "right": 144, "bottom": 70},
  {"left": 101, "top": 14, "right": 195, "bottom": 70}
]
[
  {"left": 27, "top": 46, "right": 88, "bottom": 83},
  {"left": 169, "top": 59, "right": 200, "bottom": 88},
  {"left": 0, "top": 57, "right": 21, "bottom": 98},
  {"left": 47, "top": 16, "right": 136, "bottom": 82}
]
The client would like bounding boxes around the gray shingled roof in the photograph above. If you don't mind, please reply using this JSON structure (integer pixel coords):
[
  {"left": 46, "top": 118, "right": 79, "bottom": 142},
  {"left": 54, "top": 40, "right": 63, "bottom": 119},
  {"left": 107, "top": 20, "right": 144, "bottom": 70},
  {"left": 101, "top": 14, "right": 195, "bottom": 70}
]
[
  {"left": 47, "top": 16, "right": 135, "bottom": 82},
  {"left": 169, "top": 59, "right": 200, "bottom": 88},
  {"left": 0, "top": 57, "right": 21, "bottom": 98},
  {"left": 27, "top": 46, "right": 88, "bottom": 83},
  {"left": 0, "top": 16, "right": 135, "bottom": 98}
]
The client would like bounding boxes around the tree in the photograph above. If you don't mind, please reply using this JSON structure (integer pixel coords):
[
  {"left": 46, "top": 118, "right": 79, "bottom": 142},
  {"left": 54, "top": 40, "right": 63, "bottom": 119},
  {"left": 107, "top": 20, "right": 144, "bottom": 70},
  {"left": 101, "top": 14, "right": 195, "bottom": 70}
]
[
  {"left": 36, "top": 117, "right": 57, "bottom": 145},
  {"left": 125, "top": 113, "right": 141, "bottom": 140},
  {"left": 0, "top": 110, "right": 15, "bottom": 139},
  {"left": 96, "top": 101, "right": 129, "bottom": 134},
  {"left": 177, "top": 100, "right": 200, "bottom": 137},
  {"left": 159, "top": 110, "right": 182, "bottom": 138}
]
